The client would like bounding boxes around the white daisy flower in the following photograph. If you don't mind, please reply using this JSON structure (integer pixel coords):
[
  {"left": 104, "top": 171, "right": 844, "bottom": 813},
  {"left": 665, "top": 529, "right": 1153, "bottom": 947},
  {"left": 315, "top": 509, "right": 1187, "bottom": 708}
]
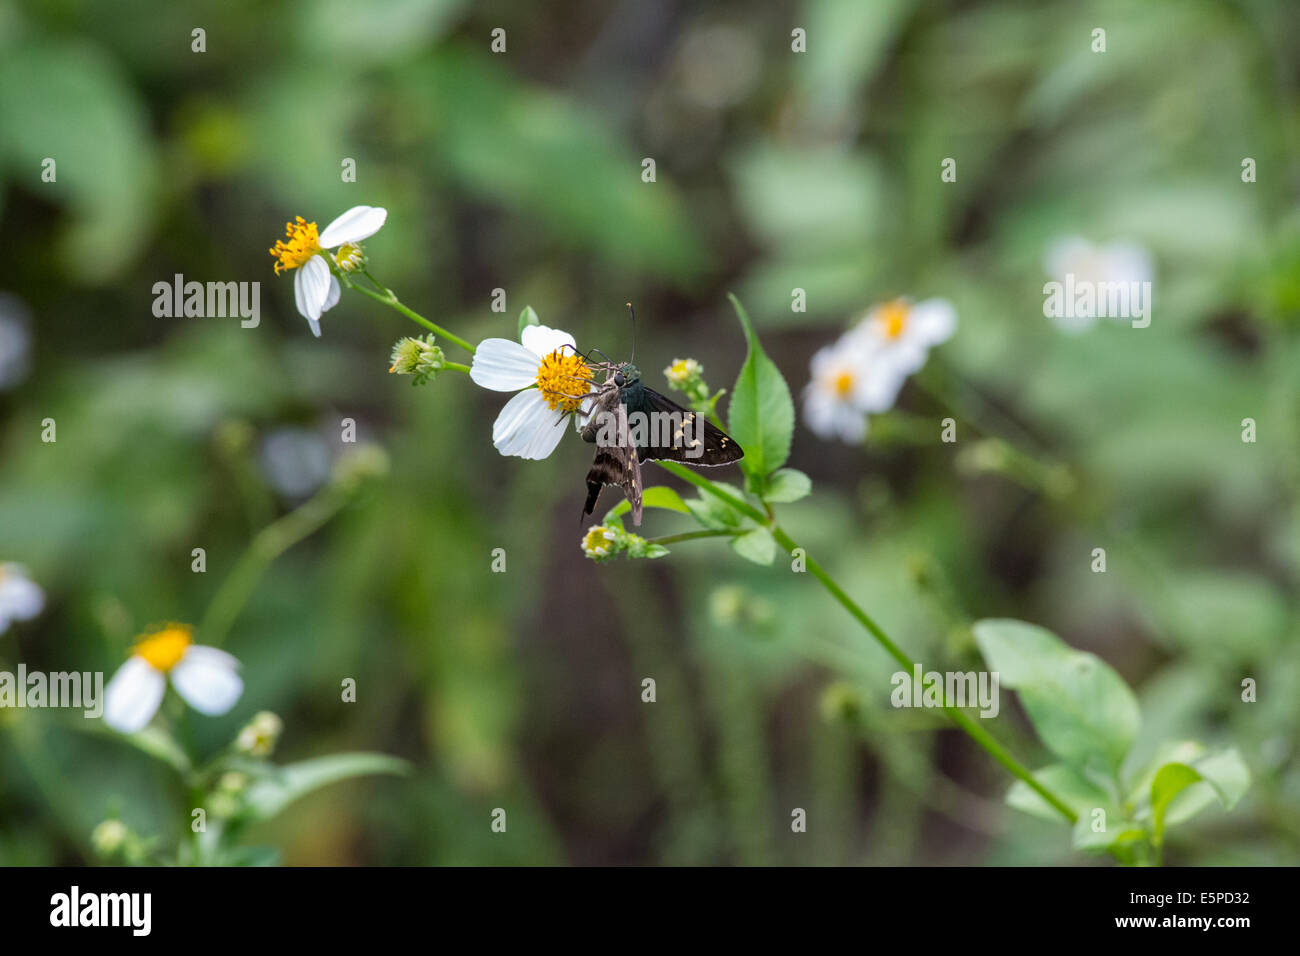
[
  {"left": 103, "top": 624, "right": 243, "bottom": 734},
  {"left": 0, "top": 563, "right": 44, "bottom": 635},
  {"left": 1043, "top": 236, "right": 1154, "bottom": 332},
  {"left": 269, "top": 205, "right": 388, "bottom": 337},
  {"left": 849, "top": 297, "right": 957, "bottom": 379},
  {"left": 470, "top": 324, "right": 594, "bottom": 459},
  {"left": 803, "top": 335, "right": 899, "bottom": 444}
]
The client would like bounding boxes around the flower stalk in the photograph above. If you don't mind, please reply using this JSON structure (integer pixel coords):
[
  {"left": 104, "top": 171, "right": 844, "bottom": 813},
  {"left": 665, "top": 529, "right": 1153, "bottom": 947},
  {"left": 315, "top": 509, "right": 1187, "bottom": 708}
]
[{"left": 656, "top": 459, "right": 1079, "bottom": 825}]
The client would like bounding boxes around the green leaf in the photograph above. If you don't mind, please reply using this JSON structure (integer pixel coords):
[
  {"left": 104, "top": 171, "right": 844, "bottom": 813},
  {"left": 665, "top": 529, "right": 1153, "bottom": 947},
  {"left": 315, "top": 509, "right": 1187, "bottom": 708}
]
[
  {"left": 1071, "top": 810, "right": 1146, "bottom": 852},
  {"left": 726, "top": 294, "right": 795, "bottom": 488},
  {"left": 974, "top": 619, "right": 1140, "bottom": 778},
  {"left": 0, "top": 40, "right": 156, "bottom": 280},
  {"left": 683, "top": 483, "right": 748, "bottom": 530},
  {"left": 242, "top": 753, "right": 409, "bottom": 823},
  {"left": 1124, "top": 740, "right": 1205, "bottom": 807},
  {"left": 220, "top": 845, "right": 283, "bottom": 867},
  {"left": 762, "top": 468, "right": 812, "bottom": 503},
  {"left": 1146, "top": 749, "right": 1250, "bottom": 840},
  {"left": 731, "top": 527, "right": 777, "bottom": 565},
  {"left": 602, "top": 485, "right": 689, "bottom": 522},
  {"left": 517, "top": 305, "right": 540, "bottom": 336},
  {"left": 1006, "top": 763, "right": 1110, "bottom": 823},
  {"left": 1150, "top": 763, "right": 1203, "bottom": 846}
]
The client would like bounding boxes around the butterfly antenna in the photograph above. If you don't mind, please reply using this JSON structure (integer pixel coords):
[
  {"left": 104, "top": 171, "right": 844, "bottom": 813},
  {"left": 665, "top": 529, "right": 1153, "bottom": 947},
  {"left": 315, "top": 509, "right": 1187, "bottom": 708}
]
[{"left": 626, "top": 302, "right": 636, "bottom": 363}]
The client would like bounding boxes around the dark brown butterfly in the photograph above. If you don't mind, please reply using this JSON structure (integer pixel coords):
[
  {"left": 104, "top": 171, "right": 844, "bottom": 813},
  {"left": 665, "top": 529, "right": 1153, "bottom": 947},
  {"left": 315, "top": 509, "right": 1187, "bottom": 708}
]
[{"left": 580, "top": 360, "right": 743, "bottom": 525}]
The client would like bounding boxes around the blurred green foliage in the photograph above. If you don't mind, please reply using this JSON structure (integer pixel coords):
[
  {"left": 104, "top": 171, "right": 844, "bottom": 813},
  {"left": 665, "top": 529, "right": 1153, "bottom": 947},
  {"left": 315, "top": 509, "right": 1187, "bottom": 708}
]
[{"left": 0, "top": 0, "right": 1297, "bottom": 865}]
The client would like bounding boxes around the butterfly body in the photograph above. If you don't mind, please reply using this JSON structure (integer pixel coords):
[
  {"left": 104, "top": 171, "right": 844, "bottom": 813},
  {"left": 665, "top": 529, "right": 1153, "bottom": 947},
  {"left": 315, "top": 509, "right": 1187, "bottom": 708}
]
[{"left": 581, "top": 361, "right": 743, "bottom": 525}]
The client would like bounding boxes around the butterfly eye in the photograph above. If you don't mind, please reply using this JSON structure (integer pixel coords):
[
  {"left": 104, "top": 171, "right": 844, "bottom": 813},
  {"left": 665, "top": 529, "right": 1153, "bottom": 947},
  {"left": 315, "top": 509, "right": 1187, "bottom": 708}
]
[{"left": 614, "top": 372, "right": 626, "bottom": 386}]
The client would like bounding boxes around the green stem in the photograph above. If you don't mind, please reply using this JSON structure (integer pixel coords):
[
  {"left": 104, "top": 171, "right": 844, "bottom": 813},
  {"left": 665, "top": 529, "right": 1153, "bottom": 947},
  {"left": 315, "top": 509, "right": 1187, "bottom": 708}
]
[
  {"left": 445, "top": 362, "right": 471, "bottom": 374},
  {"left": 656, "top": 460, "right": 1079, "bottom": 825},
  {"left": 352, "top": 273, "right": 476, "bottom": 354},
  {"left": 199, "top": 480, "right": 353, "bottom": 646},
  {"left": 646, "top": 529, "right": 736, "bottom": 546}
]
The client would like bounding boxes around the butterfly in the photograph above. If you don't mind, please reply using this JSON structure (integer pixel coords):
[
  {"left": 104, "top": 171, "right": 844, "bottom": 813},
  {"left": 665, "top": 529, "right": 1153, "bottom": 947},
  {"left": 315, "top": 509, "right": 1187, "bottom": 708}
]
[{"left": 579, "top": 359, "right": 743, "bottom": 526}]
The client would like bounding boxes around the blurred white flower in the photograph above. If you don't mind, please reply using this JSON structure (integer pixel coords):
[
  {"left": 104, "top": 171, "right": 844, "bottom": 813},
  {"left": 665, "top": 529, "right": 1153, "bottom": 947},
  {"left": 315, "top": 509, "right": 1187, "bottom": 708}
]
[
  {"left": 1043, "top": 236, "right": 1154, "bottom": 332},
  {"left": 803, "top": 335, "right": 898, "bottom": 444},
  {"left": 269, "top": 205, "right": 388, "bottom": 336},
  {"left": 259, "top": 427, "right": 333, "bottom": 499},
  {"left": 103, "top": 624, "right": 242, "bottom": 733},
  {"left": 849, "top": 298, "right": 957, "bottom": 379},
  {"left": 0, "top": 293, "right": 33, "bottom": 390},
  {"left": 0, "top": 563, "right": 44, "bottom": 635},
  {"left": 470, "top": 324, "right": 593, "bottom": 459}
]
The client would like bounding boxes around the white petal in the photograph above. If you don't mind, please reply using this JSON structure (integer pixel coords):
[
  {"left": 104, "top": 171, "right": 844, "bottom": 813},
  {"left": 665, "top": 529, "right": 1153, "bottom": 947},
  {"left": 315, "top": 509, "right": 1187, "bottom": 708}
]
[
  {"left": 906, "top": 299, "right": 957, "bottom": 347},
  {"left": 802, "top": 386, "right": 838, "bottom": 438},
  {"left": 803, "top": 386, "right": 866, "bottom": 444},
  {"left": 294, "top": 255, "right": 333, "bottom": 322},
  {"left": 471, "top": 338, "right": 541, "bottom": 391},
  {"left": 103, "top": 657, "right": 167, "bottom": 734},
  {"left": 876, "top": 343, "right": 929, "bottom": 380},
  {"left": 323, "top": 275, "right": 341, "bottom": 313},
  {"left": 1103, "top": 242, "right": 1154, "bottom": 284},
  {"left": 1044, "top": 235, "right": 1092, "bottom": 278},
  {"left": 318, "top": 206, "right": 388, "bottom": 248},
  {"left": 854, "top": 363, "right": 906, "bottom": 412},
  {"left": 170, "top": 645, "right": 243, "bottom": 716},
  {"left": 834, "top": 405, "right": 869, "bottom": 443},
  {"left": 520, "top": 324, "right": 576, "bottom": 360},
  {"left": 0, "top": 569, "right": 44, "bottom": 624},
  {"left": 491, "top": 388, "right": 568, "bottom": 459},
  {"left": 808, "top": 344, "right": 840, "bottom": 379}
]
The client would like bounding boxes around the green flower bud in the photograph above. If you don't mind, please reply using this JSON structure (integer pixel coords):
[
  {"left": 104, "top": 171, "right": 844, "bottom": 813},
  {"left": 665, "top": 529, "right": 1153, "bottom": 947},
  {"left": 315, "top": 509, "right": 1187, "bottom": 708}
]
[
  {"left": 236, "top": 710, "right": 283, "bottom": 757},
  {"left": 334, "top": 242, "right": 367, "bottom": 273},
  {"left": 581, "top": 525, "right": 620, "bottom": 560},
  {"left": 580, "top": 523, "right": 669, "bottom": 562},
  {"left": 332, "top": 444, "right": 390, "bottom": 491},
  {"left": 708, "top": 585, "right": 746, "bottom": 627},
  {"left": 218, "top": 771, "right": 248, "bottom": 794},
  {"left": 663, "top": 357, "right": 711, "bottom": 406},
  {"left": 819, "top": 681, "right": 863, "bottom": 725},
  {"left": 91, "top": 819, "right": 130, "bottom": 856},
  {"left": 388, "top": 334, "right": 445, "bottom": 385}
]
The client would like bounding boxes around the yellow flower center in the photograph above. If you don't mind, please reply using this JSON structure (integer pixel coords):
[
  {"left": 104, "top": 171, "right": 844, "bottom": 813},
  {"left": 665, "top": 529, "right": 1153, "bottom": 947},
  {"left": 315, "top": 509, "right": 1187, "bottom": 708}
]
[
  {"left": 269, "top": 217, "right": 321, "bottom": 275},
  {"left": 876, "top": 300, "right": 911, "bottom": 340},
  {"left": 536, "top": 349, "right": 592, "bottom": 413},
  {"left": 583, "top": 526, "right": 613, "bottom": 555},
  {"left": 833, "top": 370, "right": 855, "bottom": 398},
  {"left": 133, "top": 625, "right": 193, "bottom": 673}
]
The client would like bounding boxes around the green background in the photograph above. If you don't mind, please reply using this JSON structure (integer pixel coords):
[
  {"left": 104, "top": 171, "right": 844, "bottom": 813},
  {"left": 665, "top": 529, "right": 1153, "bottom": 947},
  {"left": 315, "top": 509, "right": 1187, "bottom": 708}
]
[{"left": 0, "top": 0, "right": 1297, "bottom": 865}]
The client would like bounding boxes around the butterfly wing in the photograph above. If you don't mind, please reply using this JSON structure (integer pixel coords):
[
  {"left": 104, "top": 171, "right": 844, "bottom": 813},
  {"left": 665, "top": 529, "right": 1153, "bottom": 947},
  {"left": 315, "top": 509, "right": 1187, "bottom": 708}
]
[
  {"left": 626, "top": 385, "right": 744, "bottom": 466},
  {"left": 582, "top": 388, "right": 643, "bottom": 525}
]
